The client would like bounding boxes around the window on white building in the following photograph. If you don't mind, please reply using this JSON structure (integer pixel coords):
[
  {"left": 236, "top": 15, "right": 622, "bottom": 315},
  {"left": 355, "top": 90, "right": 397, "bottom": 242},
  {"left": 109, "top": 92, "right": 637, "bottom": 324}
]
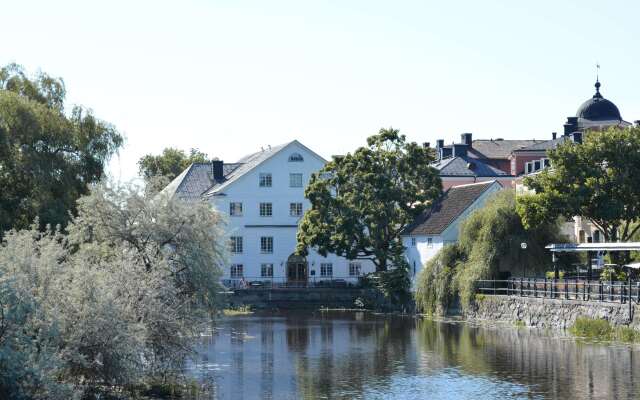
[
  {"left": 290, "top": 202, "right": 303, "bottom": 217},
  {"left": 289, "top": 173, "right": 303, "bottom": 188},
  {"left": 230, "top": 236, "right": 243, "bottom": 253},
  {"left": 411, "top": 237, "right": 416, "bottom": 246},
  {"left": 260, "top": 237, "right": 273, "bottom": 253},
  {"left": 349, "top": 262, "right": 362, "bottom": 276},
  {"left": 288, "top": 153, "right": 304, "bottom": 162},
  {"left": 261, "top": 263, "right": 273, "bottom": 277},
  {"left": 230, "top": 264, "right": 243, "bottom": 278},
  {"left": 259, "top": 202, "right": 273, "bottom": 217},
  {"left": 427, "top": 237, "right": 433, "bottom": 248},
  {"left": 320, "top": 263, "right": 333, "bottom": 277},
  {"left": 229, "top": 202, "right": 243, "bottom": 216},
  {"left": 259, "top": 173, "right": 272, "bottom": 187}
]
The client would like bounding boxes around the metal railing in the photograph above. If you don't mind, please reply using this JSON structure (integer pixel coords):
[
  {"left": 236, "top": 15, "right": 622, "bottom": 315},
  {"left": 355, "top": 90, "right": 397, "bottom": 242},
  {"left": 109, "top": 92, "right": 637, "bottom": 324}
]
[
  {"left": 476, "top": 278, "right": 640, "bottom": 305},
  {"left": 222, "top": 276, "right": 364, "bottom": 290}
]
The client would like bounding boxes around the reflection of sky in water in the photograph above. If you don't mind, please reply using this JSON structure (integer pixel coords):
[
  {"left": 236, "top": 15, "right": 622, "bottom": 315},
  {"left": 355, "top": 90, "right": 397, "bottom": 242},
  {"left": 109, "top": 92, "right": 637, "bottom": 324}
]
[{"left": 186, "top": 312, "right": 640, "bottom": 400}]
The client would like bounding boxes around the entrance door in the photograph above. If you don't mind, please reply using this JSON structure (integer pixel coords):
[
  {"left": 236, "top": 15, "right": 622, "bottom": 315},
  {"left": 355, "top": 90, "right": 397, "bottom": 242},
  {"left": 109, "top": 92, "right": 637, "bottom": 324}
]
[{"left": 287, "top": 262, "right": 308, "bottom": 285}]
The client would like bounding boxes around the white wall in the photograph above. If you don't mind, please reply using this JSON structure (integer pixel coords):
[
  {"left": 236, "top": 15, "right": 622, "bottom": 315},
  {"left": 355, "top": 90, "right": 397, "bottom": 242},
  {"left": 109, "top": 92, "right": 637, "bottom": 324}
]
[{"left": 210, "top": 141, "right": 375, "bottom": 282}]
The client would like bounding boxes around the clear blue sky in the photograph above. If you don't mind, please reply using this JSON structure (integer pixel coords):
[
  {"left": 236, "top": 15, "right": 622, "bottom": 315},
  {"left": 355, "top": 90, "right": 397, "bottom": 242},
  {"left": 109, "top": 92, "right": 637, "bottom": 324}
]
[{"left": 2, "top": 0, "right": 639, "bottom": 181}]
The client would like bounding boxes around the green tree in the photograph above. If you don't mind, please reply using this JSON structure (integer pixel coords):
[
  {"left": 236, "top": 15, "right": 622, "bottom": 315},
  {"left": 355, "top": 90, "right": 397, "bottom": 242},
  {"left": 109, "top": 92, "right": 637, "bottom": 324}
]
[
  {"left": 137, "top": 147, "right": 211, "bottom": 181},
  {"left": 0, "top": 63, "right": 123, "bottom": 233},
  {"left": 296, "top": 128, "right": 442, "bottom": 272},
  {"left": 517, "top": 127, "right": 640, "bottom": 243}
]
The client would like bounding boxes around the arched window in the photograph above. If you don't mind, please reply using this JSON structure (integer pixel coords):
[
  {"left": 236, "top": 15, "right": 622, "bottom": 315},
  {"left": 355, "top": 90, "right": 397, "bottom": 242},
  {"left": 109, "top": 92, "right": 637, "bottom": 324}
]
[{"left": 288, "top": 153, "right": 304, "bottom": 162}]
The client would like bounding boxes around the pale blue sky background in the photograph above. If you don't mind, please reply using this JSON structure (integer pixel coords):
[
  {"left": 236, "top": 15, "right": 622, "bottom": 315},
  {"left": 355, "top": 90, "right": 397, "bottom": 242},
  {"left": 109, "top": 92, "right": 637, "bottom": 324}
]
[{"left": 2, "top": 0, "right": 639, "bottom": 181}]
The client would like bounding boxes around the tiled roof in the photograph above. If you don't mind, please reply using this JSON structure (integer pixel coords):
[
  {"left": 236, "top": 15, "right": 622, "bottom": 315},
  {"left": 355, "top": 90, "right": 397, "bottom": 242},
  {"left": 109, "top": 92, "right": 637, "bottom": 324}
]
[
  {"left": 202, "top": 142, "right": 291, "bottom": 196},
  {"left": 160, "top": 162, "right": 243, "bottom": 201},
  {"left": 467, "top": 139, "right": 544, "bottom": 159},
  {"left": 403, "top": 181, "right": 500, "bottom": 235},
  {"left": 432, "top": 156, "right": 510, "bottom": 177},
  {"left": 516, "top": 137, "right": 568, "bottom": 151}
]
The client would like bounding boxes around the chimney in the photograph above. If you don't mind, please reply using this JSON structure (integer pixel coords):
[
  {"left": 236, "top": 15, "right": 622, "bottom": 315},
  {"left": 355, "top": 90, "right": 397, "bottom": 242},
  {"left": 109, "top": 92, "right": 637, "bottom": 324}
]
[
  {"left": 452, "top": 144, "right": 468, "bottom": 157},
  {"left": 436, "top": 139, "right": 444, "bottom": 149},
  {"left": 461, "top": 133, "right": 473, "bottom": 146},
  {"left": 211, "top": 160, "right": 224, "bottom": 180},
  {"left": 564, "top": 117, "right": 578, "bottom": 136},
  {"left": 552, "top": 132, "right": 557, "bottom": 140},
  {"left": 422, "top": 142, "right": 430, "bottom": 148},
  {"left": 571, "top": 132, "right": 582, "bottom": 144},
  {"left": 439, "top": 146, "right": 452, "bottom": 159}
]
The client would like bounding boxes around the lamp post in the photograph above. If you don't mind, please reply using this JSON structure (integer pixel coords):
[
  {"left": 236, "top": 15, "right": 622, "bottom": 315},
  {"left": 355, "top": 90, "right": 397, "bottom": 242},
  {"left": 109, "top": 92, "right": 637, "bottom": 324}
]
[{"left": 520, "top": 242, "right": 527, "bottom": 278}]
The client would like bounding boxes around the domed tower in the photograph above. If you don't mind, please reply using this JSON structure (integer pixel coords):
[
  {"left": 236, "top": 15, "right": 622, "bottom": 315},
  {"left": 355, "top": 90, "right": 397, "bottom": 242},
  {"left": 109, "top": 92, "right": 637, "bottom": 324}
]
[{"left": 563, "top": 79, "right": 631, "bottom": 135}]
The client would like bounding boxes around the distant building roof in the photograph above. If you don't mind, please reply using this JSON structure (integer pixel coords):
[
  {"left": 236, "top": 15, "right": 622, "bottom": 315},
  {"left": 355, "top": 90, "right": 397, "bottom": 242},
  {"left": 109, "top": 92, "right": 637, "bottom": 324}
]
[
  {"left": 467, "top": 139, "right": 544, "bottom": 160},
  {"left": 403, "top": 181, "right": 501, "bottom": 236},
  {"left": 432, "top": 156, "right": 510, "bottom": 177},
  {"left": 515, "top": 136, "right": 569, "bottom": 152}
]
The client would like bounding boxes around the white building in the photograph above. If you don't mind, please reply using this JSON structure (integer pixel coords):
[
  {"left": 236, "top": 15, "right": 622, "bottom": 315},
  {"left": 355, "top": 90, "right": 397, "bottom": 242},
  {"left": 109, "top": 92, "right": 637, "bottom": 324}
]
[
  {"left": 163, "top": 140, "right": 375, "bottom": 286},
  {"left": 402, "top": 181, "right": 502, "bottom": 279}
]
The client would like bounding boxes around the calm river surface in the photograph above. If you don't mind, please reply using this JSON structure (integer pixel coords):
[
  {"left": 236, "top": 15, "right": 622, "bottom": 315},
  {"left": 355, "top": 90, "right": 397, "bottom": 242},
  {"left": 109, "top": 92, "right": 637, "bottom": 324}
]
[{"left": 187, "top": 311, "right": 640, "bottom": 399}]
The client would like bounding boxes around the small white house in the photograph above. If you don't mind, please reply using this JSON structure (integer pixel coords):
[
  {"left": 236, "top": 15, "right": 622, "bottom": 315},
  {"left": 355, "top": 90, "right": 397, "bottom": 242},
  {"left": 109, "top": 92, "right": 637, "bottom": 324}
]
[
  {"left": 163, "top": 140, "right": 376, "bottom": 286},
  {"left": 402, "top": 180, "right": 502, "bottom": 279}
]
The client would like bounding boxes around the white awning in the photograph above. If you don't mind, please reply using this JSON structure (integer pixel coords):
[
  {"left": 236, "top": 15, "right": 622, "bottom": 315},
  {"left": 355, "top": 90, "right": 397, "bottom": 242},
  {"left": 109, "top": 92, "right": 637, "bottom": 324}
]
[{"left": 546, "top": 242, "right": 640, "bottom": 252}]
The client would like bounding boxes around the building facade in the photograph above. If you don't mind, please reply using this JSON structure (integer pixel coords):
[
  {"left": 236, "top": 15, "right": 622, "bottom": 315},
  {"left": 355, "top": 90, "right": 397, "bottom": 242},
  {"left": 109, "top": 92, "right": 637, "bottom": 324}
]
[
  {"left": 402, "top": 181, "right": 503, "bottom": 279},
  {"left": 163, "top": 140, "right": 375, "bottom": 286}
]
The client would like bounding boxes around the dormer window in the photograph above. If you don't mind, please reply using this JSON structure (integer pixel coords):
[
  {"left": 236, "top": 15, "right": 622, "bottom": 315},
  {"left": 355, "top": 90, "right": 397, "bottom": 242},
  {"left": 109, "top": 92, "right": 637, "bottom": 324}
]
[{"left": 288, "top": 153, "right": 304, "bottom": 162}]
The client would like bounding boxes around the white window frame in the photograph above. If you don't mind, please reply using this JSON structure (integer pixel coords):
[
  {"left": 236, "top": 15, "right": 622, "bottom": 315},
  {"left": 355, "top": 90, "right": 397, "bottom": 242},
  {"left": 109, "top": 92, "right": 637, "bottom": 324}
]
[
  {"left": 290, "top": 202, "right": 303, "bottom": 217},
  {"left": 427, "top": 237, "right": 433, "bottom": 248},
  {"left": 259, "top": 173, "right": 272, "bottom": 187},
  {"left": 229, "top": 202, "right": 243, "bottom": 217},
  {"left": 230, "top": 236, "right": 243, "bottom": 253},
  {"left": 260, "top": 237, "right": 273, "bottom": 254},
  {"left": 320, "top": 263, "right": 333, "bottom": 277},
  {"left": 230, "top": 264, "right": 243, "bottom": 278},
  {"left": 349, "top": 262, "right": 362, "bottom": 277},
  {"left": 259, "top": 202, "right": 273, "bottom": 217},
  {"left": 289, "top": 173, "right": 303, "bottom": 188},
  {"left": 261, "top": 263, "right": 274, "bottom": 277}
]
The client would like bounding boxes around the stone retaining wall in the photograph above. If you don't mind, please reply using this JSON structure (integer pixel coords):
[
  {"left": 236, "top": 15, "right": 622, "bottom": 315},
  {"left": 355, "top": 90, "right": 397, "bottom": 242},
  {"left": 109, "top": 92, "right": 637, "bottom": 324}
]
[
  {"left": 466, "top": 295, "right": 640, "bottom": 330},
  {"left": 227, "top": 288, "right": 380, "bottom": 310}
]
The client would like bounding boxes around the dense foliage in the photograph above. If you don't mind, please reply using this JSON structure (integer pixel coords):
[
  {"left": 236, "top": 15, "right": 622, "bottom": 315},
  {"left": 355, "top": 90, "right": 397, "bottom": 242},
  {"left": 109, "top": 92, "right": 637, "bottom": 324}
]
[
  {"left": 138, "top": 147, "right": 211, "bottom": 181},
  {"left": 296, "top": 128, "right": 442, "bottom": 272},
  {"left": 0, "top": 64, "right": 123, "bottom": 233},
  {"left": 0, "top": 182, "right": 226, "bottom": 399},
  {"left": 517, "top": 127, "right": 640, "bottom": 243},
  {"left": 415, "top": 190, "right": 566, "bottom": 315}
]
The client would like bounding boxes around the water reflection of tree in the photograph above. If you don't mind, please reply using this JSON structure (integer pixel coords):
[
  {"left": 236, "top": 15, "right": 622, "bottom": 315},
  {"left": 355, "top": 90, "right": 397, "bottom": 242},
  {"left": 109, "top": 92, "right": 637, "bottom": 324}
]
[
  {"left": 417, "top": 319, "right": 640, "bottom": 399},
  {"left": 294, "top": 315, "right": 418, "bottom": 399}
]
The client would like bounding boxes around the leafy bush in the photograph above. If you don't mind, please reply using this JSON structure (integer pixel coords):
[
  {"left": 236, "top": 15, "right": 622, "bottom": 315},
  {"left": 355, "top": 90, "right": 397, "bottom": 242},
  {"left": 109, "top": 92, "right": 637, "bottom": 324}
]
[
  {"left": 600, "top": 266, "right": 627, "bottom": 282},
  {"left": 545, "top": 271, "right": 565, "bottom": 279},
  {"left": 0, "top": 182, "right": 227, "bottom": 399},
  {"left": 570, "top": 317, "right": 613, "bottom": 339}
]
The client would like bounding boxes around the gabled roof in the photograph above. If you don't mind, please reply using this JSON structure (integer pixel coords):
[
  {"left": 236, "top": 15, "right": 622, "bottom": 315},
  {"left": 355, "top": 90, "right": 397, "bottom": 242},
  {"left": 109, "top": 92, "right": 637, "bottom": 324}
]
[
  {"left": 515, "top": 136, "right": 568, "bottom": 152},
  {"left": 403, "top": 181, "right": 501, "bottom": 236},
  {"left": 467, "top": 139, "right": 544, "bottom": 159},
  {"left": 432, "top": 156, "right": 510, "bottom": 177}
]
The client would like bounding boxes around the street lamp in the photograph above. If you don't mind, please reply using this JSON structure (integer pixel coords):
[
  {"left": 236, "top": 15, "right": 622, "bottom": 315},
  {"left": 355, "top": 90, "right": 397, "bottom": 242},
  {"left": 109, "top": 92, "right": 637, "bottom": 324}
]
[{"left": 521, "top": 242, "right": 527, "bottom": 278}]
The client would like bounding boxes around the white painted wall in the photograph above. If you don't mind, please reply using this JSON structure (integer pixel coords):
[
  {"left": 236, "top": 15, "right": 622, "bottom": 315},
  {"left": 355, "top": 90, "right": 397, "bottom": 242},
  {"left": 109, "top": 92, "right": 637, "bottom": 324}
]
[{"left": 209, "top": 141, "right": 375, "bottom": 283}]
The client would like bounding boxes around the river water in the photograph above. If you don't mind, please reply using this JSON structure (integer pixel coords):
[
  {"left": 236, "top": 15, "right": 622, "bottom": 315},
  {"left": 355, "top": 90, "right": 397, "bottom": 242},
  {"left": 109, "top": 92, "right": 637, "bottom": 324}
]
[{"left": 188, "top": 311, "right": 640, "bottom": 399}]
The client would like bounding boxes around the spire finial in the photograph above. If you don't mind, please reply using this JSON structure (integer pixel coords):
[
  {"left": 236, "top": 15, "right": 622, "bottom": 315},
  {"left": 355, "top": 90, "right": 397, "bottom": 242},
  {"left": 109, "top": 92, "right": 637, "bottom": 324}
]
[{"left": 594, "top": 63, "right": 602, "bottom": 98}]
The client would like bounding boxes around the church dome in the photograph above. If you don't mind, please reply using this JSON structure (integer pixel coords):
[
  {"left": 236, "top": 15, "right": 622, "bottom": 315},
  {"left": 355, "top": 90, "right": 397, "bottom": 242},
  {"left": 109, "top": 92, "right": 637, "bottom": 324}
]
[{"left": 576, "top": 81, "right": 622, "bottom": 122}]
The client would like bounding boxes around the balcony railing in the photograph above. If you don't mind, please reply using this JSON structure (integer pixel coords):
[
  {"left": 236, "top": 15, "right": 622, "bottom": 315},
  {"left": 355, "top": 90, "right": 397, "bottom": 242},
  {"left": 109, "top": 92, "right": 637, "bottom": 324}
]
[
  {"left": 475, "top": 278, "right": 640, "bottom": 304},
  {"left": 222, "top": 276, "right": 365, "bottom": 290}
]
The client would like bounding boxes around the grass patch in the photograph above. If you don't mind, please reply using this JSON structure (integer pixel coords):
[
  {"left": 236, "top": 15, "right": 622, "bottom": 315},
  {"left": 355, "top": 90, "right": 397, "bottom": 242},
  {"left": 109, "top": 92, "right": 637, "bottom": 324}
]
[
  {"left": 569, "top": 317, "right": 640, "bottom": 343},
  {"left": 222, "top": 305, "right": 253, "bottom": 316},
  {"left": 475, "top": 294, "right": 486, "bottom": 302},
  {"left": 514, "top": 320, "right": 526, "bottom": 328}
]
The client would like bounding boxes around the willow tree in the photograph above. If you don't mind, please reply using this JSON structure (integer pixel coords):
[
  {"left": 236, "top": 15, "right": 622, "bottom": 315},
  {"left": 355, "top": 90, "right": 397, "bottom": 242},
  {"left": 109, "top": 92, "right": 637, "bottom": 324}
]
[
  {"left": 0, "top": 64, "right": 123, "bottom": 233},
  {"left": 517, "top": 126, "right": 640, "bottom": 243},
  {"left": 296, "top": 128, "right": 442, "bottom": 272},
  {"left": 138, "top": 147, "right": 211, "bottom": 181}
]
